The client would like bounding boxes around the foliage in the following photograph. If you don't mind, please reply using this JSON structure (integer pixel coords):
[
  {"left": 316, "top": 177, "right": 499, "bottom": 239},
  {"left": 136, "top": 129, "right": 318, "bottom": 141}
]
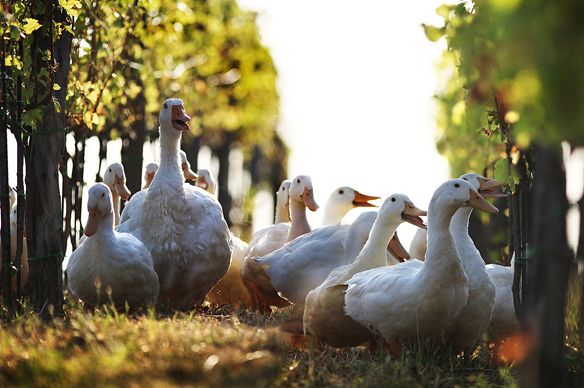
[{"left": 428, "top": 0, "right": 584, "bottom": 179}]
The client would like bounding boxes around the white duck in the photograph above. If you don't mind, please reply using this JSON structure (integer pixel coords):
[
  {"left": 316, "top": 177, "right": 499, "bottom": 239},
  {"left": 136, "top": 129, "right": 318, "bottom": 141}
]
[
  {"left": 485, "top": 257, "right": 521, "bottom": 341},
  {"left": 448, "top": 173, "right": 504, "bottom": 350},
  {"left": 304, "top": 194, "right": 426, "bottom": 347},
  {"left": 343, "top": 179, "right": 498, "bottom": 349},
  {"left": 241, "top": 175, "right": 319, "bottom": 310},
  {"left": 195, "top": 169, "right": 217, "bottom": 198},
  {"left": 409, "top": 228, "right": 427, "bottom": 259},
  {"left": 117, "top": 98, "right": 232, "bottom": 308},
  {"left": 251, "top": 198, "right": 398, "bottom": 309},
  {"left": 321, "top": 187, "right": 380, "bottom": 226},
  {"left": 179, "top": 150, "right": 198, "bottom": 182},
  {"left": 102, "top": 162, "right": 131, "bottom": 225},
  {"left": 143, "top": 162, "right": 159, "bottom": 189},
  {"left": 67, "top": 183, "right": 159, "bottom": 308},
  {"left": 199, "top": 168, "right": 251, "bottom": 308}
]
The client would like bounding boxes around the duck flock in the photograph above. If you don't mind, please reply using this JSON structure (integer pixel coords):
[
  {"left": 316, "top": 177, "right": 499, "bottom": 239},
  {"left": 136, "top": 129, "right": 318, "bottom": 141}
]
[{"left": 9, "top": 97, "right": 522, "bottom": 353}]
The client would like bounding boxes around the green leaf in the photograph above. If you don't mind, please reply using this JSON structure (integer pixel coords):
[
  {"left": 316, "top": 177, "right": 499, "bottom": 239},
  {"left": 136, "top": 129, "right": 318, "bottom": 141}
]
[
  {"left": 53, "top": 83, "right": 62, "bottom": 91},
  {"left": 22, "top": 18, "right": 42, "bottom": 35},
  {"left": 422, "top": 24, "right": 445, "bottom": 42},
  {"left": 494, "top": 158, "right": 511, "bottom": 186}
]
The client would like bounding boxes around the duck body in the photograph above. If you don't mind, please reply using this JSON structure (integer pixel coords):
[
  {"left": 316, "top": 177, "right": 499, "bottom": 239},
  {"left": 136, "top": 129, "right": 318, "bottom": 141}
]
[
  {"left": 118, "top": 99, "right": 232, "bottom": 308},
  {"left": 304, "top": 195, "right": 426, "bottom": 347},
  {"left": 485, "top": 263, "right": 520, "bottom": 340},
  {"left": 344, "top": 179, "right": 497, "bottom": 347},
  {"left": 68, "top": 183, "right": 159, "bottom": 308}
]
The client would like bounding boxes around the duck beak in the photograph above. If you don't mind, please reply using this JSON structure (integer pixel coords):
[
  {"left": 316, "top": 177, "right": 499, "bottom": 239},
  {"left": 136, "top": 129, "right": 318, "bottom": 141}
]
[
  {"left": 84, "top": 207, "right": 101, "bottom": 237},
  {"left": 401, "top": 202, "right": 427, "bottom": 229},
  {"left": 171, "top": 105, "right": 191, "bottom": 131},
  {"left": 182, "top": 163, "right": 198, "bottom": 181},
  {"left": 196, "top": 175, "right": 207, "bottom": 190},
  {"left": 387, "top": 232, "right": 410, "bottom": 262},
  {"left": 478, "top": 177, "right": 506, "bottom": 198},
  {"left": 114, "top": 176, "right": 131, "bottom": 200},
  {"left": 466, "top": 189, "right": 499, "bottom": 214},
  {"left": 144, "top": 172, "right": 155, "bottom": 188},
  {"left": 302, "top": 187, "right": 319, "bottom": 211},
  {"left": 352, "top": 191, "right": 380, "bottom": 208}
]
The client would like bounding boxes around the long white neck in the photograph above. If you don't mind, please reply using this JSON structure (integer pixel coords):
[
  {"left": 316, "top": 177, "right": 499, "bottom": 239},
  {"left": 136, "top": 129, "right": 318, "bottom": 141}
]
[
  {"left": 420, "top": 201, "right": 463, "bottom": 281},
  {"left": 288, "top": 200, "right": 311, "bottom": 241},
  {"left": 274, "top": 201, "right": 290, "bottom": 224},
  {"left": 111, "top": 191, "right": 121, "bottom": 225},
  {"left": 96, "top": 212, "right": 115, "bottom": 239},
  {"left": 450, "top": 207, "right": 485, "bottom": 277},
  {"left": 322, "top": 203, "right": 349, "bottom": 226},
  {"left": 341, "top": 215, "right": 401, "bottom": 282},
  {"left": 150, "top": 125, "right": 184, "bottom": 190}
]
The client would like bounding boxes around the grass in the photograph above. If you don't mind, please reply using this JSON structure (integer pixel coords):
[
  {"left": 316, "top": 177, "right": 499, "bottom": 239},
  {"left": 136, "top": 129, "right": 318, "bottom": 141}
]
[{"left": 0, "top": 272, "right": 582, "bottom": 387}]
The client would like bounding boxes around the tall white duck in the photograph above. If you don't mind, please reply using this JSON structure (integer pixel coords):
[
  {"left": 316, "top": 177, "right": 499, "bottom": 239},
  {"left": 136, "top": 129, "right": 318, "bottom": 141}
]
[
  {"left": 102, "top": 162, "right": 131, "bottom": 225},
  {"left": 241, "top": 175, "right": 319, "bottom": 310},
  {"left": 304, "top": 194, "right": 426, "bottom": 347},
  {"left": 448, "top": 173, "right": 504, "bottom": 350},
  {"left": 117, "top": 98, "right": 232, "bottom": 308},
  {"left": 343, "top": 179, "right": 498, "bottom": 349},
  {"left": 143, "top": 162, "right": 159, "bottom": 189},
  {"left": 67, "top": 183, "right": 159, "bottom": 308}
]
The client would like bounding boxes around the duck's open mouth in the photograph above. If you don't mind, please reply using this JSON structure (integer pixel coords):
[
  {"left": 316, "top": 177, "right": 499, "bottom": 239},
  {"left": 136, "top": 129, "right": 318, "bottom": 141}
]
[
  {"left": 172, "top": 119, "right": 190, "bottom": 131},
  {"left": 402, "top": 213, "right": 427, "bottom": 229}
]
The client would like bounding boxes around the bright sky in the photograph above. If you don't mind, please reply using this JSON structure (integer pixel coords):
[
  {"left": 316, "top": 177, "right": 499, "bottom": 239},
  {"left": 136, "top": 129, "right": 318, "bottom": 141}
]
[{"left": 238, "top": 0, "right": 450, "bottom": 245}]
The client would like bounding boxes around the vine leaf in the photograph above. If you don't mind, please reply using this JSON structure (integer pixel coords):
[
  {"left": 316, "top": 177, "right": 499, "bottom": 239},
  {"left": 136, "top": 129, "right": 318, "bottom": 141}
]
[{"left": 22, "top": 18, "right": 42, "bottom": 35}]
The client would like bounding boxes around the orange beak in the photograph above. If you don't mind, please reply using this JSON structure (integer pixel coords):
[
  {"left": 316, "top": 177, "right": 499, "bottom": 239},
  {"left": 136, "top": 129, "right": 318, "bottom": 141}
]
[
  {"left": 302, "top": 187, "right": 319, "bottom": 211},
  {"left": 171, "top": 105, "right": 191, "bottom": 131},
  {"left": 114, "top": 176, "right": 131, "bottom": 200},
  {"left": 401, "top": 202, "right": 427, "bottom": 229},
  {"left": 84, "top": 206, "right": 101, "bottom": 237},
  {"left": 478, "top": 177, "right": 506, "bottom": 198},
  {"left": 466, "top": 189, "right": 499, "bottom": 213},
  {"left": 387, "top": 232, "right": 410, "bottom": 262},
  {"left": 352, "top": 191, "right": 380, "bottom": 208}
]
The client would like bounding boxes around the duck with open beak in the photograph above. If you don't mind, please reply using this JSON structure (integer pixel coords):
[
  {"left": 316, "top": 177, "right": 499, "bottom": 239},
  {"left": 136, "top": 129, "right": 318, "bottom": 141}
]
[
  {"left": 477, "top": 177, "right": 507, "bottom": 199},
  {"left": 171, "top": 104, "right": 191, "bottom": 131},
  {"left": 466, "top": 189, "right": 500, "bottom": 213},
  {"left": 352, "top": 191, "right": 381, "bottom": 207},
  {"left": 387, "top": 202, "right": 427, "bottom": 262}
]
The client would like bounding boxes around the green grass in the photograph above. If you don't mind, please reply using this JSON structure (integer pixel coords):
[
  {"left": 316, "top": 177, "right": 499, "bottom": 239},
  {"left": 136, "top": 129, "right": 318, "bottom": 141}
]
[{"left": 0, "top": 272, "right": 582, "bottom": 387}]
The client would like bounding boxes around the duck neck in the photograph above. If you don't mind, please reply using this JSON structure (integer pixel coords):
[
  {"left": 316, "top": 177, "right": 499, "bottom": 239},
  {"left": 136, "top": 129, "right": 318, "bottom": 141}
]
[
  {"left": 344, "top": 216, "right": 401, "bottom": 281},
  {"left": 450, "top": 207, "right": 485, "bottom": 276},
  {"left": 111, "top": 190, "right": 121, "bottom": 225},
  {"left": 288, "top": 200, "right": 311, "bottom": 241},
  {"left": 274, "top": 202, "right": 290, "bottom": 224},
  {"left": 322, "top": 203, "right": 348, "bottom": 226},
  {"left": 420, "top": 202, "right": 462, "bottom": 278},
  {"left": 151, "top": 125, "right": 184, "bottom": 189},
  {"left": 96, "top": 212, "right": 115, "bottom": 239}
]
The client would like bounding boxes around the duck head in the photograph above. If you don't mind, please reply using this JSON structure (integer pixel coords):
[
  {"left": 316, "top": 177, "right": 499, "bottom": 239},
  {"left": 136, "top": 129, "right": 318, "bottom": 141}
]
[
  {"left": 460, "top": 173, "right": 506, "bottom": 199},
  {"left": 195, "top": 168, "right": 216, "bottom": 194},
  {"left": 289, "top": 175, "right": 319, "bottom": 211},
  {"left": 179, "top": 150, "right": 198, "bottom": 182},
  {"left": 434, "top": 178, "right": 499, "bottom": 214},
  {"left": 275, "top": 179, "right": 292, "bottom": 220},
  {"left": 84, "top": 183, "right": 114, "bottom": 237},
  {"left": 378, "top": 193, "right": 427, "bottom": 261},
  {"left": 159, "top": 98, "right": 191, "bottom": 134},
  {"left": 143, "top": 162, "right": 159, "bottom": 188},
  {"left": 103, "top": 163, "right": 131, "bottom": 200}
]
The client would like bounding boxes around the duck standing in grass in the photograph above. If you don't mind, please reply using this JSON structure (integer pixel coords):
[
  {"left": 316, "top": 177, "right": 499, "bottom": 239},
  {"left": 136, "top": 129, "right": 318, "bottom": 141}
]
[
  {"left": 118, "top": 98, "right": 232, "bottom": 309},
  {"left": 67, "top": 183, "right": 159, "bottom": 308}
]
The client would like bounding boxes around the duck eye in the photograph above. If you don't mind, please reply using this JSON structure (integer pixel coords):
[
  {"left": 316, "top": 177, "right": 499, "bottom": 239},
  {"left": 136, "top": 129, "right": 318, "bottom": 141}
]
[
  {"left": 338, "top": 190, "right": 344, "bottom": 195},
  {"left": 454, "top": 183, "right": 460, "bottom": 188},
  {"left": 108, "top": 168, "right": 112, "bottom": 172},
  {"left": 297, "top": 179, "right": 300, "bottom": 183},
  {"left": 163, "top": 102, "right": 168, "bottom": 109},
  {"left": 391, "top": 197, "right": 396, "bottom": 202},
  {"left": 462, "top": 178, "right": 467, "bottom": 181},
  {"left": 101, "top": 192, "right": 105, "bottom": 198}
]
